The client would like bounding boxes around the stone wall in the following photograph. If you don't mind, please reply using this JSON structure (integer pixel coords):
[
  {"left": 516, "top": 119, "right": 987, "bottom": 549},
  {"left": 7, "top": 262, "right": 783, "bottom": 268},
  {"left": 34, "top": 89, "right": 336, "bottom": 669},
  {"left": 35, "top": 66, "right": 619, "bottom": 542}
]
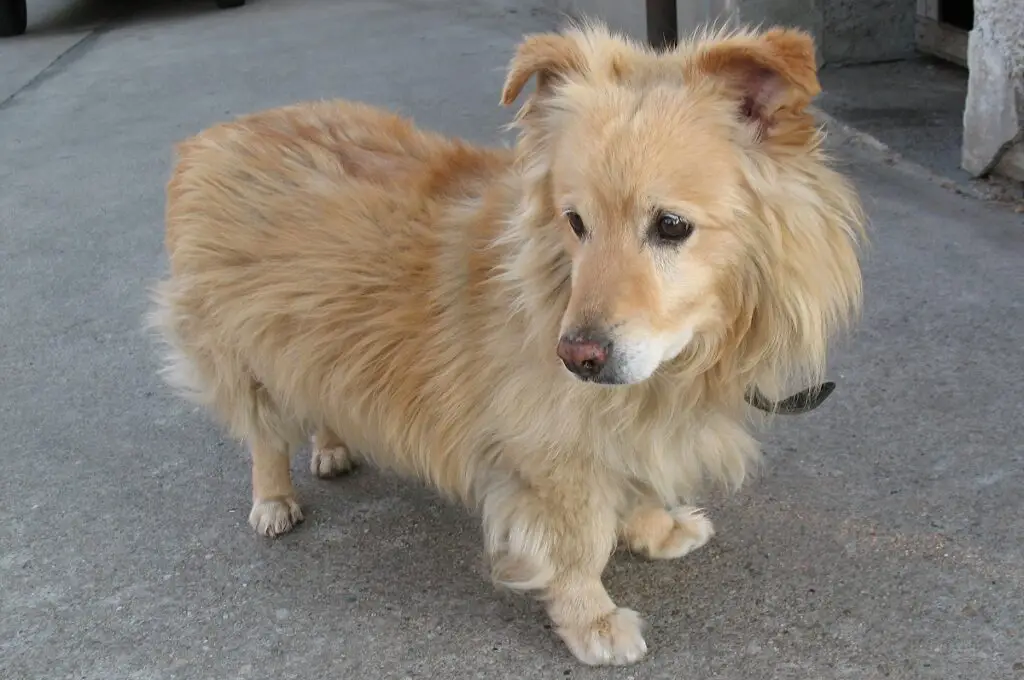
[{"left": 962, "top": 0, "right": 1024, "bottom": 180}]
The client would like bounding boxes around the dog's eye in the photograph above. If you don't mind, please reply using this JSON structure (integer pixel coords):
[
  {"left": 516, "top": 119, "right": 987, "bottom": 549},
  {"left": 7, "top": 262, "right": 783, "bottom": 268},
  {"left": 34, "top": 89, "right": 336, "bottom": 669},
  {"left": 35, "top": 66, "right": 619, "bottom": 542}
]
[
  {"left": 653, "top": 212, "right": 694, "bottom": 244},
  {"left": 564, "top": 210, "right": 588, "bottom": 240}
]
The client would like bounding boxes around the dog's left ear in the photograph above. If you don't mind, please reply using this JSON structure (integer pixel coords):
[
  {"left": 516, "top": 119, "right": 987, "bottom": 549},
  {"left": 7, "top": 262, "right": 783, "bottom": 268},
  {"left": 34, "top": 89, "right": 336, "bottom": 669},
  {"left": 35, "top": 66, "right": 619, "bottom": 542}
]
[
  {"left": 501, "top": 33, "right": 586, "bottom": 106},
  {"left": 691, "top": 28, "right": 820, "bottom": 137}
]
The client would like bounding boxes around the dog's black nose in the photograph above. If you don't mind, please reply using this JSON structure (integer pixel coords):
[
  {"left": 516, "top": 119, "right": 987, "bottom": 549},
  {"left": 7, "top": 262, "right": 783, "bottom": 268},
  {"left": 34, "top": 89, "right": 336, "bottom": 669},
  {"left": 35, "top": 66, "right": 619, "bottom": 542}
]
[{"left": 557, "top": 334, "right": 612, "bottom": 379}]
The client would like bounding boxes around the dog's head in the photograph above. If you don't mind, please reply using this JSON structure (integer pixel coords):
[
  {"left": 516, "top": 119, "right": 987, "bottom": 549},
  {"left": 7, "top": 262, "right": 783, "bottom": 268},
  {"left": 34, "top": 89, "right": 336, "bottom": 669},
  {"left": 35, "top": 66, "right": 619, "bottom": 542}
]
[{"left": 501, "top": 23, "right": 864, "bottom": 390}]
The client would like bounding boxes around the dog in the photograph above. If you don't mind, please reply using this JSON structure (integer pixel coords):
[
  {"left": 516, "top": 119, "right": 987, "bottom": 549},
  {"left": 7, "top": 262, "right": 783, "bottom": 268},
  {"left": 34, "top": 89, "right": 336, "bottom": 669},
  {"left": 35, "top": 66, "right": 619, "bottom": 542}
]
[{"left": 149, "top": 21, "right": 865, "bottom": 665}]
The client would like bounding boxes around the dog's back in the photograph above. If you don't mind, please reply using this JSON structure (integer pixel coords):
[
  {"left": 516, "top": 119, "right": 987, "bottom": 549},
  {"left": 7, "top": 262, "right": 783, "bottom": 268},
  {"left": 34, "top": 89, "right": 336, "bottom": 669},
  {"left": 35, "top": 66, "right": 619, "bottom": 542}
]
[
  {"left": 165, "top": 100, "right": 507, "bottom": 262},
  {"left": 153, "top": 100, "right": 515, "bottom": 482}
]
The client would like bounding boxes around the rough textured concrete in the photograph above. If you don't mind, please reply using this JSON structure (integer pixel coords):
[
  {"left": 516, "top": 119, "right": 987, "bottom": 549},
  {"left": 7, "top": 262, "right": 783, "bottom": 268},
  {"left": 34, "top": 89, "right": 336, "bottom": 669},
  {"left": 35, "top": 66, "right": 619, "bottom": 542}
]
[
  {"left": 692, "top": 0, "right": 915, "bottom": 65},
  {"left": 1, "top": 1, "right": 1023, "bottom": 679},
  {"left": 556, "top": 0, "right": 648, "bottom": 42},
  {"left": 818, "top": 0, "right": 916, "bottom": 65},
  {"left": 731, "top": 0, "right": 822, "bottom": 56},
  {"left": 962, "top": 0, "right": 1024, "bottom": 180}
]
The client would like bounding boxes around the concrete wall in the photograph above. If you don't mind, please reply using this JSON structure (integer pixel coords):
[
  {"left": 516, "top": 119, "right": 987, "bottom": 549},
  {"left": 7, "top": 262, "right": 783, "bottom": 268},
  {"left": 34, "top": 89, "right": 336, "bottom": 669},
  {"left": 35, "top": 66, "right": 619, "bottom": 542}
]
[
  {"left": 727, "top": 0, "right": 820, "bottom": 39},
  {"left": 555, "top": 0, "right": 916, "bottom": 66},
  {"left": 962, "top": 0, "right": 1024, "bottom": 180},
  {"left": 721, "top": 0, "right": 915, "bottom": 65},
  {"left": 674, "top": 0, "right": 738, "bottom": 38},
  {"left": 819, "top": 0, "right": 916, "bottom": 64},
  {"left": 553, "top": 0, "right": 648, "bottom": 42}
]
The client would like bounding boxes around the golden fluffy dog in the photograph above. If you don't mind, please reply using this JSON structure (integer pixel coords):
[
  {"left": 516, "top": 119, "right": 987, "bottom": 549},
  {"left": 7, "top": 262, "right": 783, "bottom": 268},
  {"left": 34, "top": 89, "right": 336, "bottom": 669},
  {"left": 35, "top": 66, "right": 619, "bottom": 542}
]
[{"left": 150, "top": 22, "right": 864, "bottom": 665}]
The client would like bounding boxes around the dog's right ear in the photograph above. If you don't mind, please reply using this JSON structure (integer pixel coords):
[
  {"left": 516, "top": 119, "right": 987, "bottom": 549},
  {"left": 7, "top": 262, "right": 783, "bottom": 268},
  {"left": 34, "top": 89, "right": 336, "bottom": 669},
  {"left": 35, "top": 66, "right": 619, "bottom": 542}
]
[{"left": 500, "top": 33, "right": 586, "bottom": 106}]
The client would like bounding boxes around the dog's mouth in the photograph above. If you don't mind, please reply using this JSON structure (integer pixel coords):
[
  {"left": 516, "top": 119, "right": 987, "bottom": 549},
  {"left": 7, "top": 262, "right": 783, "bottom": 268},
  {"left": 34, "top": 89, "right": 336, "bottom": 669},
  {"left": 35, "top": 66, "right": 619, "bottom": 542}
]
[{"left": 572, "top": 371, "right": 628, "bottom": 386}]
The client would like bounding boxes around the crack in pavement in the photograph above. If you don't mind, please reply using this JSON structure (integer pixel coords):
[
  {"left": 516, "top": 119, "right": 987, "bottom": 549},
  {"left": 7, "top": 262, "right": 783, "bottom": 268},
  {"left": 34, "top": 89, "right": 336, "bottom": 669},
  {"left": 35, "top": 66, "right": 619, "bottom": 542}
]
[{"left": 0, "top": 24, "right": 106, "bottom": 112}]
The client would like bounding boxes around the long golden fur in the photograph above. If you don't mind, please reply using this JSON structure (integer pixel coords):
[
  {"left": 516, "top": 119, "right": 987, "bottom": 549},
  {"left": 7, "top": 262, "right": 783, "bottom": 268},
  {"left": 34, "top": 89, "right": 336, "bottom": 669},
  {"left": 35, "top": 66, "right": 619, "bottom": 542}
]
[{"left": 150, "top": 22, "right": 864, "bottom": 665}]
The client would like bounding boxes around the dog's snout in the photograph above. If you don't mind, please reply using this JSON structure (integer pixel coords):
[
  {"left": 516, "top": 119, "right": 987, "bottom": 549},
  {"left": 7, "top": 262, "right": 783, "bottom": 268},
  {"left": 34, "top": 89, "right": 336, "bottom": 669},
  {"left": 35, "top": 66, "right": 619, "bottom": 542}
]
[{"left": 557, "top": 333, "right": 612, "bottom": 380}]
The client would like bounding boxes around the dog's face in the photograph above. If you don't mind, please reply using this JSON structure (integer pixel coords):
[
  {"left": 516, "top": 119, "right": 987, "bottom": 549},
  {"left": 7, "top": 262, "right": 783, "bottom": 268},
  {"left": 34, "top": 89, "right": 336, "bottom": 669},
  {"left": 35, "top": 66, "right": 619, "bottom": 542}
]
[
  {"left": 547, "top": 85, "right": 749, "bottom": 384},
  {"left": 503, "top": 25, "right": 863, "bottom": 387}
]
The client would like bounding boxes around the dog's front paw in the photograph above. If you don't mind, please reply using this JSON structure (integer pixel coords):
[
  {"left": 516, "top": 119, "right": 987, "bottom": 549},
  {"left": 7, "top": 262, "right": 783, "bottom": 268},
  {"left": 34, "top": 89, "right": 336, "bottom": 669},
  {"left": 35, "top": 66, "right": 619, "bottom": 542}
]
[
  {"left": 624, "top": 506, "right": 715, "bottom": 560},
  {"left": 248, "top": 497, "right": 303, "bottom": 537},
  {"left": 557, "top": 607, "right": 648, "bottom": 666}
]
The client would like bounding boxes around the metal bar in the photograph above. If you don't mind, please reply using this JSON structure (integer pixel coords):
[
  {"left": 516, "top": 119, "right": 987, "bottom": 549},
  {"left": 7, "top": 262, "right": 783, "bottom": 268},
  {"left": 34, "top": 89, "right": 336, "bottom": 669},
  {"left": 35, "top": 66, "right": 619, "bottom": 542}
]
[{"left": 646, "top": 0, "right": 678, "bottom": 49}]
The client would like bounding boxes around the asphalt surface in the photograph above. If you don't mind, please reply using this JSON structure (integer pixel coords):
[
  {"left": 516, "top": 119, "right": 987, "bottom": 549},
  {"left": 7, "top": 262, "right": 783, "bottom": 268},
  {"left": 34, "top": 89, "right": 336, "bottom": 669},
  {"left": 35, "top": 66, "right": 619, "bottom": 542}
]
[{"left": 1, "top": 1, "right": 1022, "bottom": 679}]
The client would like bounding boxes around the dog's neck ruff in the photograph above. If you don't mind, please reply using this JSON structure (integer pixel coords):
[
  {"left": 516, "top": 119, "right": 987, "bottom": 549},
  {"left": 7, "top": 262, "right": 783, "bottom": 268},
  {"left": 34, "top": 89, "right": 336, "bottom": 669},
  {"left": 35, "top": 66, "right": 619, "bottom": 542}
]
[{"left": 743, "top": 381, "right": 836, "bottom": 415}]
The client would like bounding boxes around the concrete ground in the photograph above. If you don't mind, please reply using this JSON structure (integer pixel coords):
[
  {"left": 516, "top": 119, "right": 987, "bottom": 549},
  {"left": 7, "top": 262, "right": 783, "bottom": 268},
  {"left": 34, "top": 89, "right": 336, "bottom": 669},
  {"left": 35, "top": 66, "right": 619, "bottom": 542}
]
[
  {"left": 818, "top": 58, "right": 971, "bottom": 182},
  {"left": 816, "top": 58, "right": 1024, "bottom": 204},
  {"left": 1, "top": 1, "right": 1022, "bottom": 678}
]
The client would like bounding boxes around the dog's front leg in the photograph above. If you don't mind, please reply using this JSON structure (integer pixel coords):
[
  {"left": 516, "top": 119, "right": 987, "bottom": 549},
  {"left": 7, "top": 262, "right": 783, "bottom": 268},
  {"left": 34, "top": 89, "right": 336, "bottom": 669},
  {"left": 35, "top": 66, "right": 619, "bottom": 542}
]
[{"left": 481, "top": 471, "right": 647, "bottom": 666}]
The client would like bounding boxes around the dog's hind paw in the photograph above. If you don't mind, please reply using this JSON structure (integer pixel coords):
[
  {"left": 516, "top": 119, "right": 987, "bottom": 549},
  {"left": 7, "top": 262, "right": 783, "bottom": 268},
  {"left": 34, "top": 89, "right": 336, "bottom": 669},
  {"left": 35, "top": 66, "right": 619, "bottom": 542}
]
[
  {"left": 310, "top": 443, "right": 357, "bottom": 478},
  {"left": 310, "top": 431, "right": 358, "bottom": 478},
  {"left": 558, "top": 607, "right": 648, "bottom": 666}
]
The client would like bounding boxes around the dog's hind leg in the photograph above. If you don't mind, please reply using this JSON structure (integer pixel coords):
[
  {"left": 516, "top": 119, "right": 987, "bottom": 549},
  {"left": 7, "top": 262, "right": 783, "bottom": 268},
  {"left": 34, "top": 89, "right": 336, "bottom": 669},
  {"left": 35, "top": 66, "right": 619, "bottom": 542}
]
[
  {"left": 310, "top": 427, "right": 358, "bottom": 478},
  {"left": 240, "top": 381, "right": 304, "bottom": 537},
  {"left": 249, "top": 438, "right": 303, "bottom": 537},
  {"left": 150, "top": 282, "right": 303, "bottom": 537}
]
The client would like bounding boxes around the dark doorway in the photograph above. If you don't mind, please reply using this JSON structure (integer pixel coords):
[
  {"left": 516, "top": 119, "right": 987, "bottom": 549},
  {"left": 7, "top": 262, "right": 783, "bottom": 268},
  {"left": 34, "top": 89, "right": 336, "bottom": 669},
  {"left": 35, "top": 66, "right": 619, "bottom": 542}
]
[{"left": 939, "top": 0, "right": 974, "bottom": 31}]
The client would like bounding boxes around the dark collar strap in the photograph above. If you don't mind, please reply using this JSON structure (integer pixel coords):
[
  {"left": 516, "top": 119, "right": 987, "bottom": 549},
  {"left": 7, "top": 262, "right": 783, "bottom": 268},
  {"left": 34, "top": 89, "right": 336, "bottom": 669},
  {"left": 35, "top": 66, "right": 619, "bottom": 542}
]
[{"left": 744, "top": 381, "right": 836, "bottom": 415}]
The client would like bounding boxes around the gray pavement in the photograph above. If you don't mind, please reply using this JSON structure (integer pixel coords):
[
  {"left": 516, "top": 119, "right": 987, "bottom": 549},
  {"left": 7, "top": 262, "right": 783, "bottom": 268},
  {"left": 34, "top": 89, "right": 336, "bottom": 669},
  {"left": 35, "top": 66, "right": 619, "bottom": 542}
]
[
  {"left": 818, "top": 58, "right": 970, "bottom": 182},
  {"left": 1, "top": 1, "right": 1022, "bottom": 678}
]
